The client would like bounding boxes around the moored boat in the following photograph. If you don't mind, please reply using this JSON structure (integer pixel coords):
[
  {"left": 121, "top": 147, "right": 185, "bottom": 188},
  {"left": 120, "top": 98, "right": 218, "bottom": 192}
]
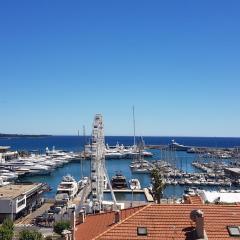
[
  {"left": 56, "top": 175, "right": 78, "bottom": 199},
  {"left": 129, "top": 178, "right": 141, "bottom": 190},
  {"left": 111, "top": 172, "right": 128, "bottom": 189}
]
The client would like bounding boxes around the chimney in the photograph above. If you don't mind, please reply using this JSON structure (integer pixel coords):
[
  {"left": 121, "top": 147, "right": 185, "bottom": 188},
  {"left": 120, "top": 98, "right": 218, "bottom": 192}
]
[
  {"left": 62, "top": 230, "right": 72, "bottom": 240},
  {"left": 79, "top": 209, "right": 85, "bottom": 224},
  {"left": 190, "top": 209, "right": 208, "bottom": 240},
  {"left": 114, "top": 210, "right": 121, "bottom": 223}
]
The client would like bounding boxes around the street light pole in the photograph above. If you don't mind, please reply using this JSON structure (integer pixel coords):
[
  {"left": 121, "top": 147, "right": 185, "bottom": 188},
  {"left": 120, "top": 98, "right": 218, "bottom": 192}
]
[
  {"left": 131, "top": 189, "right": 133, "bottom": 207},
  {"left": 131, "top": 185, "right": 137, "bottom": 207},
  {"left": 9, "top": 200, "right": 13, "bottom": 221}
]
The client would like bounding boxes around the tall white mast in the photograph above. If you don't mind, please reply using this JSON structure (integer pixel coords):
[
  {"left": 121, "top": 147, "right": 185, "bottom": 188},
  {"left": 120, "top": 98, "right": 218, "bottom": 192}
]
[
  {"left": 81, "top": 125, "right": 86, "bottom": 179},
  {"left": 133, "top": 106, "right": 136, "bottom": 147}
]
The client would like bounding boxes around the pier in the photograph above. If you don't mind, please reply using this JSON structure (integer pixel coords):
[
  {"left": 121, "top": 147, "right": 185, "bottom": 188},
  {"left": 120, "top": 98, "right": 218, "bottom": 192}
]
[
  {"left": 73, "top": 180, "right": 91, "bottom": 207},
  {"left": 103, "top": 188, "right": 154, "bottom": 202}
]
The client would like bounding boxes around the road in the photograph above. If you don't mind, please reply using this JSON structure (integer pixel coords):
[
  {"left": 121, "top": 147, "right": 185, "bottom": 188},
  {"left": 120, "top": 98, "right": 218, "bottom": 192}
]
[{"left": 15, "top": 203, "right": 53, "bottom": 225}]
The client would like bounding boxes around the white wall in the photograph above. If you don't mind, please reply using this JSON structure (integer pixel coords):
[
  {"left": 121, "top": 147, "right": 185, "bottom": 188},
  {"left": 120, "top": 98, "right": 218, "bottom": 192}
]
[
  {"left": 0, "top": 195, "right": 26, "bottom": 214},
  {"left": 0, "top": 199, "right": 13, "bottom": 213}
]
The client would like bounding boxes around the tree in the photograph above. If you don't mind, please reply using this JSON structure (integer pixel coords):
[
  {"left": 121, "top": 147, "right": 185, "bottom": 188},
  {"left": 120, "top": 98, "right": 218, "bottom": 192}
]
[
  {"left": 19, "top": 229, "right": 43, "bottom": 240},
  {"left": 0, "top": 218, "right": 14, "bottom": 240},
  {"left": 53, "top": 220, "right": 71, "bottom": 235},
  {"left": 151, "top": 168, "right": 166, "bottom": 204}
]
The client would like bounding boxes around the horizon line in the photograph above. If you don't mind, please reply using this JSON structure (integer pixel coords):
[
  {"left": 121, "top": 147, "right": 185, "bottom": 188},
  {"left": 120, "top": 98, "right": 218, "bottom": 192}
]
[{"left": 2, "top": 133, "right": 240, "bottom": 138}]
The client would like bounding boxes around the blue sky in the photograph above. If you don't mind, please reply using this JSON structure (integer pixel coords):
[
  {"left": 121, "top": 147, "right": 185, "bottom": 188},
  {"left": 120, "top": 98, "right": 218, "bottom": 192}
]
[{"left": 0, "top": 0, "right": 240, "bottom": 136}]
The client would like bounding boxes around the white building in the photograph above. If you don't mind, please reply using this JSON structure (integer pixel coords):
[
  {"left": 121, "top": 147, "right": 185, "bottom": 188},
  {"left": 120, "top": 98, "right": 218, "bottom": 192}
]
[
  {"left": 198, "top": 189, "right": 240, "bottom": 204},
  {"left": 0, "top": 183, "right": 45, "bottom": 222}
]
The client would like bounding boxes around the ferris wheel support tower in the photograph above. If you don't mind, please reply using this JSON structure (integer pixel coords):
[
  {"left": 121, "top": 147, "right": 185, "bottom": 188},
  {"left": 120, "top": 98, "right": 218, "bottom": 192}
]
[{"left": 91, "top": 114, "right": 116, "bottom": 212}]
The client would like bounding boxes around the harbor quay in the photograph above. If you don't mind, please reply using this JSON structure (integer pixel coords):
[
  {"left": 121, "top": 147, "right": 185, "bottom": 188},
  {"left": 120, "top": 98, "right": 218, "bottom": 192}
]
[{"left": 146, "top": 142, "right": 240, "bottom": 159}]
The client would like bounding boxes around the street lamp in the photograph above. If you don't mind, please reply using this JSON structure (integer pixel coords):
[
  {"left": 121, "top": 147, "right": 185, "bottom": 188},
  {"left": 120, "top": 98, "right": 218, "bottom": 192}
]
[
  {"left": 9, "top": 200, "right": 13, "bottom": 221},
  {"left": 131, "top": 186, "right": 136, "bottom": 207}
]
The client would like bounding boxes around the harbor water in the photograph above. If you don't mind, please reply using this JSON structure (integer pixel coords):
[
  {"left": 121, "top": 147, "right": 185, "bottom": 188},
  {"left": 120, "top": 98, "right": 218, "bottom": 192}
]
[{"left": 1, "top": 136, "right": 240, "bottom": 200}]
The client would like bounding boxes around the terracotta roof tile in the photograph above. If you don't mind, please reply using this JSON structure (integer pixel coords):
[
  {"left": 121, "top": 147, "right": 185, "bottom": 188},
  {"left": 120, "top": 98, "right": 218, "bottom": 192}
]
[
  {"left": 188, "top": 195, "right": 203, "bottom": 204},
  {"left": 95, "top": 204, "right": 240, "bottom": 240},
  {"left": 75, "top": 205, "right": 146, "bottom": 240}
]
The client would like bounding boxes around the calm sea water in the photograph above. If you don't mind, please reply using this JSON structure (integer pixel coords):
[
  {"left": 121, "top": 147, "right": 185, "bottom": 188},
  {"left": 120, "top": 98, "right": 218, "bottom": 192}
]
[
  {"left": 1, "top": 136, "right": 240, "bottom": 151},
  {"left": 1, "top": 136, "right": 240, "bottom": 199}
]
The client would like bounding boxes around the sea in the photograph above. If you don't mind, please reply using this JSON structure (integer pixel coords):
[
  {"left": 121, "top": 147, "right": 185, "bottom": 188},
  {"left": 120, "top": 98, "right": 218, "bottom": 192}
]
[{"left": 1, "top": 136, "right": 240, "bottom": 201}]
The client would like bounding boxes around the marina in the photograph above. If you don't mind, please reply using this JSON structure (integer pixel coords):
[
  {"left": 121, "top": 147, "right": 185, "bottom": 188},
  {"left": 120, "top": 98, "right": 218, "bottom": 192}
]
[
  {"left": 1, "top": 120, "right": 240, "bottom": 215},
  {"left": 1, "top": 137, "right": 240, "bottom": 198},
  {"left": 1, "top": 131, "right": 240, "bottom": 238}
]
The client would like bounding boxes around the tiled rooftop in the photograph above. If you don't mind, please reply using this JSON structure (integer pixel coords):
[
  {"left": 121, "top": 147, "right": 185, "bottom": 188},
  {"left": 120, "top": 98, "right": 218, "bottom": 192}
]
[
  {"left": 76, "top": 204, "right": 240, "bottom": 240},
  {"left": 188, "top": 195, "right": 203, "bottom": 204},
  {"left": 75, "top": 205, "right": 145, "bottom": 240}
]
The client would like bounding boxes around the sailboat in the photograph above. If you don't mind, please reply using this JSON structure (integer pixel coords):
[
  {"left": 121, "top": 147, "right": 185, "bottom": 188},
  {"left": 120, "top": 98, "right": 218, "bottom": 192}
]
[{"left": 130, "top": 138, "right": 153, "bottom": 173}]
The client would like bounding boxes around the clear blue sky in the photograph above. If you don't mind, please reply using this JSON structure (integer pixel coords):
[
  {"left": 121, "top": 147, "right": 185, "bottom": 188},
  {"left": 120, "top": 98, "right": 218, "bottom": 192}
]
[{"left": 0, "top": 0, "right": 240, "bottom": 136}]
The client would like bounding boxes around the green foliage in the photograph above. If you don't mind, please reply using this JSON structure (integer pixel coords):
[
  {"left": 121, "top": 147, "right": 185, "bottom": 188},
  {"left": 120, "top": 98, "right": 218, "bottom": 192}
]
[
  {"left": 19, "top": 229, "right": 43, "bottom": 240},
  {"left": 53, "top": 220, "right": 71, "bottom": 235},
  {"left": 151, "top": 168, "right": 166, "bottom": 204},
  {"left": 0, "top": 227, "right": 13, "bottom": 240},
  {"left": 0, "top": 218, "right": 14, "bottom": 240},
  {"left": 2, "top": 218, "right": 14, "bottom": 231}
]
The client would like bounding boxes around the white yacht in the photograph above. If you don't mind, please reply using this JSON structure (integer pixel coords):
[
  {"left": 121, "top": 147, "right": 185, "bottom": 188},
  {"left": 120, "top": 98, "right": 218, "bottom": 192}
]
[
  {"left": 56, "top": 175, "right": 78, "bottom": 199},
  {"left": 169, "top": 140, "right": 189, "bottom": 151},
  {"left": 78, "top": 176, "right": 89, "bottom": 190},
  {"left": 41, "top": 160, "right": 57, "bottom": 169},
  {"left": 0, "top": 169, "right": 18, "bottom": 180},
  {"left": 28, "top": 164, "right": 51, "bottom": 175},
  {"left": 87, "top": 142, "right": 153, "bottom": 159},
  {"left": 7, "top": 160, "right": 51, "bottom": 175},
  {"left": 46, "top": 146, "right": 73, "bottom": 162},
  {"left": 0, "top": 177, "right": 10, "bottom": 186},
  {"left": 129, "top": 178, "right": 141, "bottom": 190}
]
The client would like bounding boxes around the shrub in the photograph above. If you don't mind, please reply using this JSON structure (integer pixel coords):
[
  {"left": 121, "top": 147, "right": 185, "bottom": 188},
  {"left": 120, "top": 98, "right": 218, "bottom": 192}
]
[
  {"left": 19, "top": 229, "right": 43, "bottom": 240},
  {"left": 53, "top": 220, "right": 71, "bottom": 235},
  {"left": 0, "top": 218, "right": 14, "bottom": 240},
  {"left": 2, "top": 218, "right": 14, "bottom": 231}
]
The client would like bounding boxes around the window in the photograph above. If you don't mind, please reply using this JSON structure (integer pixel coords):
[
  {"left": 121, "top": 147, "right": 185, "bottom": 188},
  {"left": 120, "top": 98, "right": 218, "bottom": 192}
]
[
  {"left": 17, "top": 199, "right": 25, "bottom": 208},
  {"left": 227, "top": 226, "right": 240, "bottom": 237},
  {"left": 137, "top": 227, "right": 148, "bottom": 236}
]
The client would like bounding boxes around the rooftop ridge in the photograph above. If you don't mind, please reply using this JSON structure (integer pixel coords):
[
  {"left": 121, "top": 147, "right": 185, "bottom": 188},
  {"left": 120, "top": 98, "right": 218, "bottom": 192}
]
[
  {"left": 94, "top": 204, "right": 151, "bottom": 239},
  {"left": 149, "top": 203, "right": 240, "bottom": 207},
  {"left": 86, "top": 204, "right": 147, "bottom": 218}
]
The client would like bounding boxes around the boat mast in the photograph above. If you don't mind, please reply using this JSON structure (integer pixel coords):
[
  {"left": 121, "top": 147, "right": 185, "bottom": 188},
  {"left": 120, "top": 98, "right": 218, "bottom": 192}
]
[
  {"left": 81, "top": 125, "right": 86, "bottom": 179},
  {"left": 133, "top": 106, "right": 136, "bottom": 147}
]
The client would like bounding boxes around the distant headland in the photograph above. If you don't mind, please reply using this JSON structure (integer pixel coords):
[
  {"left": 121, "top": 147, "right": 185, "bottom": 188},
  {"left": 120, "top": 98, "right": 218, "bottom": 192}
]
[{"left": 0, "top": 133, "right": 51, "bottom": 138}]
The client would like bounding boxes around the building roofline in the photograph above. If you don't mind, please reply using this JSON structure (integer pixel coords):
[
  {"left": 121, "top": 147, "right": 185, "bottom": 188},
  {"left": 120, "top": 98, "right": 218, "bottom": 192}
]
[{"left": 93, "top": 204, "right": 151, "bottom": 240}]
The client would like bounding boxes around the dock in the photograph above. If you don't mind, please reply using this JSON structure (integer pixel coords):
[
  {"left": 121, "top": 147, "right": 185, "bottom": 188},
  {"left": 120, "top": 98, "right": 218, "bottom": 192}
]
[
  {"left": 103, "top": 188, "right": 154, "bottom": 202},
  {"left": 72, "top": 180, "right": 91, "bottom": 209},
  {"left": 104, "top": 189, "right": 144, "bottom": 193}
]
